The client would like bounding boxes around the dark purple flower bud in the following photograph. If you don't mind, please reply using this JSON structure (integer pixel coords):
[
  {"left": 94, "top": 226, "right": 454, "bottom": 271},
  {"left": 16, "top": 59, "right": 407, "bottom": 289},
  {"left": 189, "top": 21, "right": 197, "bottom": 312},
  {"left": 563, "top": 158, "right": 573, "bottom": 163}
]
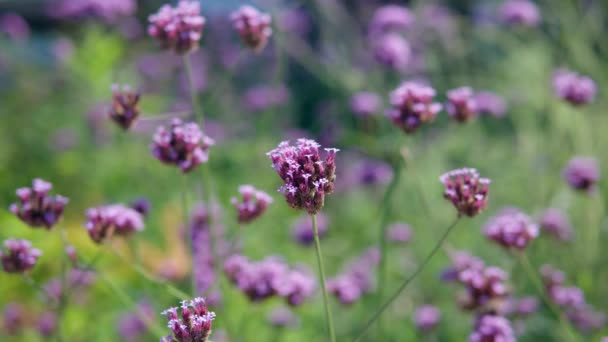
[
  {"left": 327, "top": 275, "right": 363, "bottom": 305},
  {"left": 109, "top": 84, "right": 140, "bottom": 130},
  {"left": 292, "top": 213, "right": 329, "bottom": 246},
  {"left": 148, "top": 1, "right": 206, "bottom": 55},
  {"left": 267, "top": 139, "right": 338, "bottom": 215},
  {"left": 268, "top": 307, "right": 299, "bottom": 328},
  {"left": 85, "top": 204, "right": 144, "bottom": 244},
  {"left": 553, "top": 69, "right": 596, "bottom": 106},
  {"left": 9, "top": 178, "right": 69, "bottom": 229},
  {"left": 539, "top": 208, "right": 573, "bottom": 241},
  {"left": 130, "top": 197, "right": 151, "bottom": 217},
  {"left": 386, "top": 81, "right": 442, "bottom": 134},
  {"left": 386, "top": 223, "right": 412, "bottom": 243},
  {"left": 369, "top": 5, "right": 414, "bottom": 36},
  {"left": 446, "top": 87, "right": 478, "bottom": 122},
  {"left": 243, "top": 85, "right": 289, "bottom": 112},
  {"left": 152, "top": 119, "right": 215, "bottom": 173},
  {"left": 3, "top": 303, "right": 24, "bottom": 335},
  {"left": 373, "top": 33, "right": 411, "bottom": 71},
  {"left": 440, "top": 168, "right": 490, "bottom": 217},
  {"left": 474, "top": 91, "right": 507, "bottom": 118},
  {"left": 231, "top": 5, "right": 272, "bottom": 53},
  {"left": 469, "top": 315, "right": 516, "bottom": 342},
  {"left": 162, "top": 297, "right": 215, "bottom": 342},
  {"left": 231, "top": 185, "right": 273, "bottom": 224},
  {"left": 563, "top": 156, "right": 599, "bottom": 193},
  {"left": 350, "top": 91, "right": 382, "bottom": 118},
  {"left": 36, "top": 312, "right": 57, "bottom": 338},
  {"left": 499, "top": 0, "right": 541, "bottom": 27},
  {"left": 414, "top": 305, "right": 441, "bottom": 332},
  {"left": 484, "top": 208, "right": 539, "bottom": 250},
  {"left": 1, "top": 239, "right": 41, "bottom": 274}
]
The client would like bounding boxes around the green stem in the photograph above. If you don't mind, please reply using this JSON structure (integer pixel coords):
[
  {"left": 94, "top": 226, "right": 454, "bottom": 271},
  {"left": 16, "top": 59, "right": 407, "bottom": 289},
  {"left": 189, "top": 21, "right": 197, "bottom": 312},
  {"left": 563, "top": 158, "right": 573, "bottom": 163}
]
[
  {"left": 56, "top": 226, "right": 69, "bottom": 342},
  {"left": 312, "top": 214, "right": 337, "bottom": 342},
  {"left": 183, "top": 54, "right": 204, "bottom": 127},
  {"left": 354, "top": 217, "right": 461, "bottom": 342}
]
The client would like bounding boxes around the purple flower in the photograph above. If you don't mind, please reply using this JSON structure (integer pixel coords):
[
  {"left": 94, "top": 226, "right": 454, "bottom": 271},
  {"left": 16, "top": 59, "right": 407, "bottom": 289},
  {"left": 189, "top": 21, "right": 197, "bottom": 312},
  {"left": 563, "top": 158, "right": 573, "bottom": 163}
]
[
  {"left": 568, "top": 306, "right": 606, "bottom": 333},
  {"left": 109, "top": 84, "right": 140, "bottom": 130},
  {"left": 85, "top": 204, "right": 144, "bottom": 244},
  {"left": 9, "top": 178, "right": 69, "bottom": 229},
  {"left": 49, "top": 0, "right": 136, "bottom": 23},
  {"left": 267, "top": 139, "right": 338, "bottom": 215},
  {"left": 469, "top": 315, "right": 516, "bottom": 342},
  {"left": 3, "top": 303, "right": 25, "bottom": 335},
  {"left": 0, "top": 13, "right": 29, "bottom": 41},
  {"left": 148, "top": 1, "right": 206, "bottom": 55},
  {"left": 540, "top": 265, "right": 585, "bottom": 308},
  {"left": 356, "top": 159, "right": 393, "bottom": 186},
  {"left": 386, "top": 81, "right": 442, "bottom": 134},
  {"left": 553, "top": 69, "right": 596, "bottom": 106},
  {"left": 414, "top": 305, "right": 441, "bottom": 332},
  {"left": 474, "top": 91, "right": 507, "bottom": 118},
  {"left": 190, "top": 204, "right": 216, "bottom": 296},
  {"left": 484, "top": 208, "right": 539, "bottom": 250},
  {"left": 268, "top": 307, "right": 299, "bottom": 328},
  {"left": 350, "top": 91, "right": 382, "bottom": 118},
  {"left": 499, "top": 0, "right": 541, "bottom": 27},
  {"left": 446, "top": 87, "right": 478, "bottom": 122},
  {"left": 273, "top": 266, "right": 316, "bottom": 306},
  {"left": 243, "top": 85, "right": 289, "bottom": 112},
  {"left": 539, "top": 208, "right": 573, "bottom": 241},
  {"left": 151, "top": 119, "right": 215, "bottom": 173},
  {"left": 458, "top": 266, "right": 510, "bottom": 311},
  {"left": 386, "top": 223, "right": 412, "bottom": 243},
  {"left": 373, "top": 33, "right": 411, "bottom": 71},
  {"left": 231, "top": 185, "right": 273, "bottom": 224},
  {"left": 369, "top": 5, "right": 414, "bottom": 37},
  {"left": 0, "top": 239, "right": 41, "bottom": 274},
  {"left": 563, "top": 156, "right": 600, "bottom": 193},
  {"left": 36, "top": 312, "right": 57, "bottom": 338},
  {"left": 441, "top": 251, "right": 485, "bottom": 283},
  {"left": 292, "top": 213, "right": 329, "bottom": 246},
  {"left": 328, "top": 248, "right": 380, "bottom": 305},
  {"left": 161, "top": 297, "right": 215, "bottom": 342},
  {"left": 231, "top": 5, "right": 272, "bottom": 53},
  {"left": 440, "top": 168, "right": 490, "bottom": 217},
  {"left": 118, "top": 301, "right": 155, "bottom": 342}
]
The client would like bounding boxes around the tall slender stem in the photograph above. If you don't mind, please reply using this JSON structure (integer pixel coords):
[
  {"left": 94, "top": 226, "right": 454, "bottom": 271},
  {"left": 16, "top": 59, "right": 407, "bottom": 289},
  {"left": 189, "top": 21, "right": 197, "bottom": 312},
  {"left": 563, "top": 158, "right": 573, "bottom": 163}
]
[
  {"left": 354, "top": 217, "right": 461, "bottom": 342},
  {"left": 183, "top": 54, "right": 204, "bottom": 126},
  {"left": 311, "top": 214, "right": 337, "bottom": 342},
  {"left": 55, "top": 226, "right": 69, "bottom": 342}
]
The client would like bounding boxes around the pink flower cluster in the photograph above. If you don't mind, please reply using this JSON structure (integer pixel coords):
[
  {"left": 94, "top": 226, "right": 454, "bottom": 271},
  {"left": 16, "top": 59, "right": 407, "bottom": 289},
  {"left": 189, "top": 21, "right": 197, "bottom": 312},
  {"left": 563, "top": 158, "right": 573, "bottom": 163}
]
[
  {"left": 85, "top": 204, "right": 144, "bottom": 244},
  {"left": 446, "top": 86, "right": 478, "bottom": 123},
  {"left": 10, "top": 178, "right": 69, "bottom": 229},
  {"left": 327, "top": 248, "right": 380, "bottom": 305},
  {"left": 483, "top": 208, "right": 539, "bottom": 250},
  {"left": 152, "top": 119, "right": 215, "bottom": 173},
  {"left": 231, "top": 185, "right": 273, "bottom": 224},
  {"left": 552, "top": 69, "right": 596, "bottom": 106},
  {"left": 1, "top": 239, "right": 41, "bottom": 274},
  {"left": 563, "top": 156, "right": 600, "bottom": 193},
  {"left": 231, "top": 5, "right": 272, "bottom": 52},
  {"left": 109, "top": 84, "right": 140, "bottom": 130},
  {"left": 386, "top": 82, "right": 442, "bottom": 134},
  {"left": 469, "top": 314, "right": 516, "bottom": 342},
  {"left": 539, "top": 208, "right": 573, "bottom": 241},
  {"left": 414, "top": 305, "right": 441, "bottom": 332},
  {"left": 161, "top": 297, "right": 215, "bottom": 342},
  {"left": 440, "top": 168, "right": 490, "bottom": 217},
  {"left": 148, "top": 1, "right": 206, "bottom": 55}
]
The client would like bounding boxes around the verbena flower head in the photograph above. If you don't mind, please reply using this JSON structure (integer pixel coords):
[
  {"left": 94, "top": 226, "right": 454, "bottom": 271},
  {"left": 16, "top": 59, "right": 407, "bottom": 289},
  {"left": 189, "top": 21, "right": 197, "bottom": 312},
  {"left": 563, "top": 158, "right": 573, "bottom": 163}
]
[
  {"left": 484, "top": 208, "right": 539, "bottom": 250},
  {"left": 539, "top": 208, "right": 573, "bottom": 241},
  {"left": 440, "top": 168, "right": 490, "bottom": 217},
  {"left": 387, "top": 81, "right": 442, "bottom": 134},
  {"left": 469, "top": 315, "right": 516, "bottom": 342},
  {"left": 148, "top": 1, "right": 206, "bottom": 55},
  {"left": 386, "top": 222, "right": 412, "bottom": 243},
  {"left": 109, "top": 84, "right": 140, "bottom": 130},
  {"left": 85, "top": 204, "right": 144, "bottom": 244},
  {"left": 504, "top": 296, "right": 539, "bottom": 317},
  {"left": 230, "top": 5, "right": 272, "bottom": 53},
  {"left": 540, "top": 264, "right": 585, "bottom": 309},
  {"left": 459, "top": 266, "right": 509, "bottom": 312},
  {"left": 292, "top": 213, "right": 329, "bottom": 246},
  {"left": 553, "top": 69, "right": 596, "bottom": 106},
  {"left": 474, "top": 91, "right": 507, "bottom": 118},
  {"left": 267, "top": 139, "right": 338, "bottom": 215},
  {"left": 499, "top": 0, "right": 540, "bottom": 27},
  {"left": 328, "top": 248, "right": 380, "bottom": 305},
  {"left": 152, "top": 119, "right": 215, "bottom": 173},
  {"left": 273, "top": 266, "right": 316, "bottom": 306},
  {"left": 9, "top": 178, "right": 68, "bottom": 229},
  {"left": 129, "top": 197, "right": 151, "bottom": 217},
  {"left": 414, "top": 305, "right": 441, "bottom": 332},
  {"left": 441, "top": 251, "right": 485, "bottom": 283},
  {"left": 1, "top": 239, "right": 41, "bottom": 273},
  {"left": 369, "top": 5, "right": 414, "bottom": 36},
  {"left": 563, "top": 156, "right": 599, "bottom": 193},
  {"left": 161, "top": 297, "right": 215, "bottom": 342},
  {"left": 446, "top": 87, "right": 478, "bottom": 122},
  {"left": 230, "top": 185, "right": 273, "bottom": 224},
  {"left": 350, "top": 91, "right": 382, "bottom": 118},
  {"left": 373, "top": 33, "right": 411, "bottom": 71}
]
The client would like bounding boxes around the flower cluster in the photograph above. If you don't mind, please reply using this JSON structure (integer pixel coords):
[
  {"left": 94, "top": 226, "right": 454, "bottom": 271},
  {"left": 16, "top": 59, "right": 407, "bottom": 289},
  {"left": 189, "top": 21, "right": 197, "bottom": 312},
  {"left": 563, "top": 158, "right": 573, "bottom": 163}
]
[
  {"left": 563, "top": 156, "right": 599, "bottom": 193},
  {"left": 231, "top": 185, "right": 273, "bottom": 224},
  {"left": 161, "top": 297, "right": 215, "bottom": 342},
  {"left": 499, "top": 0, "right": 541, "bottom": 27},
  {"left": 552, "top": 69, "right": 596, "bottom": 106},
  {"left": 148, "top": 1, "right": 206, "bottom": 55},
  {"left": 1, "top": 239, "right": 41, "bottom": 274},
  {"left": 292, "top": 213, "right": 329, "bottom": 246},
  {"left": 386, "top": 222, "right": 413, "bottom": 243},
  {"left": 9, "top": 178, "right": 68, "bottom": 229},
  {"left": 327, "top": 248, "right": 380, "bottom": 305},
  {"left": 440, "top": 168, "right": 490, "bottom": 217},
  {"left": 474, "top": 91, "right": 507, "bottom": 118},
  {"left": 483, "top": 208, "right": 539, "bottom": 250},
  {"left": 152, "top": 119, "right": 215, "bottom": 173},
  {"left": 267, "top": 139, "right": 338, "bottom": 214},
  {"left": 373, "top": 33, "right": 411, "bottom": 71},
  {"left": 469, "top": 314, "right": 516, "bottom": 342},
  {"left": 539, "top": 208, "right": 573, "bottom": 241},
  {"left": 441, "top": 251, "right": 485, "bottom": 283},
  {"left": 368, "top": 5, "right": 414, "bottom": 37},
  {"left": 109, "top": 84, "right": 140, "bottom": 130},
  {"left": 224, "top": 255, "right": 315, "bottom": 306},
  {"left": 85, "top": 204, "right": 144, "bottom": 244},
  {"left": 446, "top": 87, "right": 478, "bottom": 122},
  {"left": 350, "top": 91, "right": 382, "bottom": 118},
  {"left": 414, "top": 305, "right": 441, "bottom": 332},
  {"left": 230, "top": 5, "right": 272, "bottom": 52},
  {"left": 386, "top": 82, "right": 442, "bottom": 134}
]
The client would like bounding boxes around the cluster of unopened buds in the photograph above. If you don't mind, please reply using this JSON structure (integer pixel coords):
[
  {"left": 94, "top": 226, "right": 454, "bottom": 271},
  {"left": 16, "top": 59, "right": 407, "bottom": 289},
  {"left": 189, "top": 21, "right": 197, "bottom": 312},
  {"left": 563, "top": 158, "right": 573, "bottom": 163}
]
[
  {"left": 552, "top": 69, "right": 596, "bottom": 106},
  {"left": 483, "top": 208, "right": 539, "bottom": 250},
  {"left": 231, "top": 185, "right": 273, "bottom": 224},
  {"left": 108, "top": 84, "right": 140, "bottom": 130},
  {"left": 231, "top": 5, "right": 272, "bottom": 52},
  {"left": 148, "top": 1, "right": 206, "bottom": 55},
  {"left": 446, "top": 86, "right": 478, "bottom": 123},
  {"left": 386, "top": 81, "right": 442, "bottom": 134},
  {"left": 440, "top": 168, "right": 490, "bottom": 217},
  {"left": 0, "top": 239, "right": 41, "bottom": 274},
  {"left": 563, "top": 156, "right": 600, "bottom": 194},
  {"left": 84, "top": 204, "right": 144, "bottom": 244},
  {"left": 9, "top": 178, "right": 68, "bottom": 229},
  {"left": 161, "top": 297, "right": 215, "bottom": 342}
]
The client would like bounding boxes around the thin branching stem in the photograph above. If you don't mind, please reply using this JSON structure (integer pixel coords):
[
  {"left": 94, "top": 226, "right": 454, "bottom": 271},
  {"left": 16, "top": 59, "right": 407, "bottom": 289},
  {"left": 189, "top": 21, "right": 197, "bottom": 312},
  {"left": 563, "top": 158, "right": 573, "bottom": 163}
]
[
  {"left": 312, "top": 214, "right": 337, "bottom": 342},
  {"left": 183, "top": 54, "right": 204, "bottom": 126}
]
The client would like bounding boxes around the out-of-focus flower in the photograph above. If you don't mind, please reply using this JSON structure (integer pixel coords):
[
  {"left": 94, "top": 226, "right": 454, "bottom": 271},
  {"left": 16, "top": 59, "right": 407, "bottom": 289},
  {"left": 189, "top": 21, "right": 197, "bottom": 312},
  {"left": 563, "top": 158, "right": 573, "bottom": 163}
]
[
  {"left": 441, "top": 251, "right": 485, "bottom": 283},
  {"left": 327, "top": 248, "right": 380, "bottom": 305},
  {"left": 474, "top": 91, "right": 507, "bottom": 118},
  {"left": 469, "top": 315, "right": 516, "bottom": 342},
  {"left": 129, "top": 197, "right": 151, "bottom": 217},
  {"left": 563, "top": 156, "right": 599, "bottom": 193},
  {"left": 148, "top": 1, "right": 206, "bottom": 55},
  {"left": 36, "top": 312, "right": 57, "bottom": 338},
  {"left": 10, "top": 178, "right": 69, "bottom": 229},
  {"left": 151, "top": 119, "right": 215, "bottom": 173},
  {"left": 458, "top": 266, "right": 510, "bottom": 312},
  {"left": 3, "top": 303, "right": 24, "bottom": 335},
  {"left": 499, "top": 0, "right": 541, "bottom": 27},
  {"left": 277, "top": 9, "right": 310, "bottom": 36},
  {"left": 553, "top": 69, "right": 596, "bottom": 106},
  {"left": 243, "top": 84, "right": 290, "bottom": 112},
  {"left": 386, "top": 81, "right": 442, "bottom": 134},
  {"left": 292, "top": 213, "right": 329, "bottom": 246},
  {"left": 369, "top": 5, "right": 414, "bottom": 37},
  {"left": 231, "top": 185, "right": 273, "bottom": 224},
  {"left": 440, "top": 168, "right": 490, "bottom": 217},
  {"left": 52, "top": 37, "right": 75, "bottom": 64},
  {"left": 85, "top": 204, "right": 144, "bottom": 244},
  {"left": 373, "top": 33, "right": 411, "bottom": 71},
  {"left": 161, "top": 297, "right": 215, "bottom": 342},
  {"left": 268, "top": 306, "right": 299, "bottom": 328},
  {"left": 539, "top": 208, "right": 573, "bottom": 241},
  {"left": 274, "top": 266, "right": 316, "bottom": 306},
  {"left": 109, "top": 85, "right": 140, "bottom": 130},
  {"left": 414, "top": 305, "right": 441, "bottom": 332},
  {"left": 387, "top": 223, "right": 412, "bottom": 243},
  {"left": 446, "top": 87, "right": 478, "bottom": 122},
  {"left": 540, "top": 265, "right": 585, "bottom": 308},
  {"left": 567, "top": 306, "right": 606, "bottom": 333},
  {"left": 0, "top": 13, "right": 29, "bottom": 41},
  {"left": 0, "top": 239, "right": 41, "bottom": 274},
  {"left": 118, "top": 301, "right": 155, "bottom": 342},
  {"left": 484, "top": 208, "right": 539, "bottom": 250},
  {"left": 231, "top": 5, "right": 272, "bottom": 53},
  {"left": 267, "top": 139, "right": 338, "bottom": 215},
  {"left": 49, "top": 0, "right": 136, "bottom": 23},
  {"left": 350, "top": 91, "right": 382, "bottom": 118}
]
